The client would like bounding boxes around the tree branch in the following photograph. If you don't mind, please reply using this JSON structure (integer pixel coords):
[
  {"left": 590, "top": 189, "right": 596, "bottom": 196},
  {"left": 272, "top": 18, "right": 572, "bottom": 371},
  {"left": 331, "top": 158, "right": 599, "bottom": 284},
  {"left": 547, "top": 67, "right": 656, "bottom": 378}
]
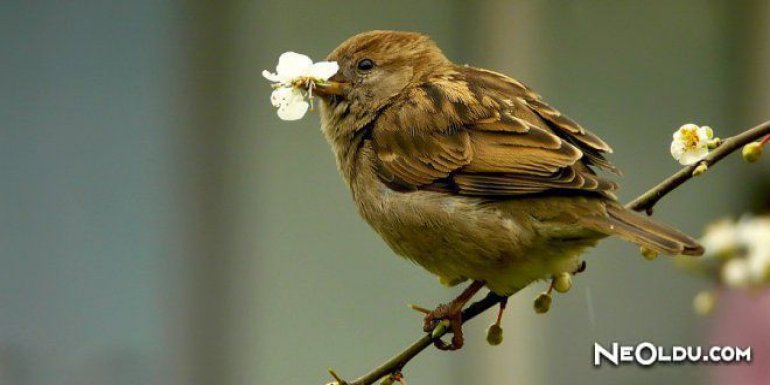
[
  {"left": 328, "top": 120, "right": 770, "bottom": 385},
  {"left": 626, "top": 120, "right": 770, "bottom": 213},
  {"left": 336, "top": 291, "right": 508, "bottom": 385}
]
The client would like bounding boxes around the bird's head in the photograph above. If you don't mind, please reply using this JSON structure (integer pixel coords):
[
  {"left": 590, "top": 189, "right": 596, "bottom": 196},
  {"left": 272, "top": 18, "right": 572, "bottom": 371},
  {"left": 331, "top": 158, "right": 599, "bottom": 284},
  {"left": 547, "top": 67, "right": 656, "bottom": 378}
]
[{"left": 315, "top": 31, "right": 451, "bottom": 139}]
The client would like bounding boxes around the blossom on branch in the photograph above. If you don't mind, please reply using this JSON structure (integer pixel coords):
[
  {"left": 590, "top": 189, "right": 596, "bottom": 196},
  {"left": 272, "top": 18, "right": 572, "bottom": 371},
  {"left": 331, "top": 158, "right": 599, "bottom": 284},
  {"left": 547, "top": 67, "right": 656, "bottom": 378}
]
[
  {"left": 670, "top": 124, "right": 713, "bottom": 165},
  {"left": 677, "top": 215, "right": 770, "bottom": 314}
]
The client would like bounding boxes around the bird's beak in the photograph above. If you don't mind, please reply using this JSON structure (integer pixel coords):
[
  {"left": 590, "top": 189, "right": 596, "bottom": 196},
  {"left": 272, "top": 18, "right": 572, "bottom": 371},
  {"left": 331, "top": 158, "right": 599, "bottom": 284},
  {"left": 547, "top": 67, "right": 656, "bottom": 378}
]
[
  {"left": 312, "top": 72, "right": 348, "bottom": 98},
  {"left": 313, "top": 80, "right": 348, "bottom": 98}
]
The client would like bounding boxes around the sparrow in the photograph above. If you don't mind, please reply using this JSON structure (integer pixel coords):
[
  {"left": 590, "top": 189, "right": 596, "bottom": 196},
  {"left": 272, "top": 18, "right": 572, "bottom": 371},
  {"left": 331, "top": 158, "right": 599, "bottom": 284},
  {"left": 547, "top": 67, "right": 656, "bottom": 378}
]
[{"left": 311, "top": 30, "right": 703, "bottom": 350}]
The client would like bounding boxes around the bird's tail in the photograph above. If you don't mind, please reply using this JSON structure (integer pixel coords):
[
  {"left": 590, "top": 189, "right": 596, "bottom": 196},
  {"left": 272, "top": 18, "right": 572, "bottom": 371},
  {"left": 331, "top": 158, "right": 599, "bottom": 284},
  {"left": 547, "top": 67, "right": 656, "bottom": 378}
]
[{"left": 581, "top": 203, "right": 704, "bottom": 256}]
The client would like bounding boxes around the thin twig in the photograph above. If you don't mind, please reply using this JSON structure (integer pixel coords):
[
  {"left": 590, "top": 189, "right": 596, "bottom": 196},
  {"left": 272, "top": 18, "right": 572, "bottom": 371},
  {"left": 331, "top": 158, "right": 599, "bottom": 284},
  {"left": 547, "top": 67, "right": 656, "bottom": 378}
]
[
  {"left": 329, "top": 120, "right": 770, "bottom": 385},
  {"left": 626, "top": 120, "right": 770, "bottom": 213},
  {"left": 346, "top": 292, "right": 509, "bottom": 385}
]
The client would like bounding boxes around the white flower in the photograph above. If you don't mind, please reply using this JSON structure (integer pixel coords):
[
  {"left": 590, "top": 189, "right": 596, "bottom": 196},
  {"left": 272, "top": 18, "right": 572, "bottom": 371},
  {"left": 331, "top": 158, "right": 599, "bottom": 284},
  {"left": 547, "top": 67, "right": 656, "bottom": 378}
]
[
  {"left": 262, "top": 52, "right": 339, "bottom": 121},
  {"left": 670, "top": 124, "right": 711, "bottom": 165},
  {"left": 700, "top": 218, "right": 739, "bottom": 257},
  {"left": 262, "top": 51, "right": 338, "bottom": 85},
  {"left": 738, "top": 217, "right": 770, "bottom": 283},
  {"left": 722, "top": 258, "right": 750, "bottom": 287},
  {"left": 270, "top": 87, "right": 309, "bottom": 121},
  {"left": 700, "top": 216, "right": 770, "bottom": 287},
  {"left": 736, "top": 216, "right": 770, "bottom": 250}
]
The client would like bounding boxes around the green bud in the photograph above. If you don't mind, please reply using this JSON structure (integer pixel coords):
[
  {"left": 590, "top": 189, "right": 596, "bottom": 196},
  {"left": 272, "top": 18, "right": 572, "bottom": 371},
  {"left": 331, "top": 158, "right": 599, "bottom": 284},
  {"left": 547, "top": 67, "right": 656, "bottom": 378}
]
[
  {"left": 641, "top": 246, "right": 658, "bottom": 261},
  {"left": 431, "top": 320, "right": 449, "bottom": 338},
  {"left": 693, "top": 290, "right": 716, "bottom": 316},
  {"left": 533, "top": 292, "right": 552, "bottom": 314},
  {"left": 379, "top": 377, "right": 395, "bottom": 385},
  {"left": 486, "top": 324, "right": 504, "bottom": 345},
  {"left": 327, "top": 368, "right": 347, "bottom": 385},
  {"left": 742, "top": 142, "right": 763, "bottom": 163},
  {"left": 692, "top": 163, "right": 708, "bottom": 177},
  {"left": 553, "top": 272, "right": 572, "bottom": 293},
  {"left": 703, "top": 126, "right": 714, "bottom": 139}
]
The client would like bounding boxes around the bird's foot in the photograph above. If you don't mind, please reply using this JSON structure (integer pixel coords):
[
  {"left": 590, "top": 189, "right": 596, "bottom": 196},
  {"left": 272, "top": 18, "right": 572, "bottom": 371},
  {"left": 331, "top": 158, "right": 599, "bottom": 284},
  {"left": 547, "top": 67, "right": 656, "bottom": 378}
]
[
  {"left": 411, "top": 302, "right": 465, "bottom": 350},
  {"left": 409, "top": 280, "right": 485, "bottom": 351}
]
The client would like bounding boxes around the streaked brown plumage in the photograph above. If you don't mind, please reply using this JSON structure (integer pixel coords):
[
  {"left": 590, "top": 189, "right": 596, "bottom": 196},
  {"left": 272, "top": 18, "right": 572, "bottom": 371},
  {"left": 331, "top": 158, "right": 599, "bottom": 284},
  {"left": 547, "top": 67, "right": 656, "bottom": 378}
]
[{"left": 312, "top": 30, "right": 702, "bottom": 348}]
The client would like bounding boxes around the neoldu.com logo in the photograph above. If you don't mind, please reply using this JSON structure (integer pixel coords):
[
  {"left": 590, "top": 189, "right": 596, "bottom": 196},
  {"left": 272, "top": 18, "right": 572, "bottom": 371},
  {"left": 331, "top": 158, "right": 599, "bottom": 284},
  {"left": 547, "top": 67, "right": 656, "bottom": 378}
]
[{"left": 594, "top": 342, "right": 752, "bottom": 367}]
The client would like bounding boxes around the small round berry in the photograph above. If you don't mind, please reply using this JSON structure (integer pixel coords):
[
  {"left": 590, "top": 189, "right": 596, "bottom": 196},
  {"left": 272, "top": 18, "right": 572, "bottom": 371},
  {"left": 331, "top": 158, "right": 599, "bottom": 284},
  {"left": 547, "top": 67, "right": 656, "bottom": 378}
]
[
  {"left": 534, "top": 292, "right": 552, "bottom": 314},
  {"left": 693, "top": 290, "right": 716, "bottom": 315},
  {"left": 640, "top": 246, "right": 658, "bottom": 261},
  {"left": 486, "top": 324, "right": 504, "bottom": 346},
  {"left": 742, "top": 142, "right": 763, "bottom": 163},
  {"left": 553, "top": 272, "right": 572, "bottom": 293}
]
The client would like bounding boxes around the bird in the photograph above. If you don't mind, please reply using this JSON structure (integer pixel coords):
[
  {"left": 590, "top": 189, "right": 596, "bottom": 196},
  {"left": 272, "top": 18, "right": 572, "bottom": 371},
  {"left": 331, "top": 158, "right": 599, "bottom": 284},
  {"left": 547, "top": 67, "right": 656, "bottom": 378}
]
[{"left": 310, "top": 30, "right": 703, "bottom": 350}]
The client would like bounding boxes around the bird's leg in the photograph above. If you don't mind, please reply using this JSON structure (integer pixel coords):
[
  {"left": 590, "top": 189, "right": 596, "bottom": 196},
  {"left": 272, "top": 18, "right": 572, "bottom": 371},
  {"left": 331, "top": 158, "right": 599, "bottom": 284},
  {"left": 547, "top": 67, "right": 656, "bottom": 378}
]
[
  {"left": 411, "top": 280, "right": 485, "bottom": 350},
  {"left": 493, "top": 296, "right": 509, "bottom": 328}
]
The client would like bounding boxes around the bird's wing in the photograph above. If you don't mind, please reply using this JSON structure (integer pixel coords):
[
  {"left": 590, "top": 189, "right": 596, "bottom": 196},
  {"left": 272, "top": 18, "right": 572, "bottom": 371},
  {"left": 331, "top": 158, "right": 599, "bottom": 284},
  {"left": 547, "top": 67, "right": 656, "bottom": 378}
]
[{"left": 370, "top": 66, "right": 619, "bottom": 196}]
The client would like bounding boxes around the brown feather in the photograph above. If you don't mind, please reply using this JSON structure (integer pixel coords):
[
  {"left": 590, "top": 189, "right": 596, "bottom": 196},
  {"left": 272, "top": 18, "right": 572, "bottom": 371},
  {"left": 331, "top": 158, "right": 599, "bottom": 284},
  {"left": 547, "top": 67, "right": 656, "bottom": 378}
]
[
  {"left": 370, "top": 65, "right": 619, "bottom": 197},
  {"left": 580, "top": 203, "right": 704, "bottom": 256}
]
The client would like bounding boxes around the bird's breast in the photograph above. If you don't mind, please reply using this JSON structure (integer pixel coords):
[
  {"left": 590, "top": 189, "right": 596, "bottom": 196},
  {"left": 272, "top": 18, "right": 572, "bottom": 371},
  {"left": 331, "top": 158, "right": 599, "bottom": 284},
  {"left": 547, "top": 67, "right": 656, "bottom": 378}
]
[{"left": 345, "top": 146, "right": 591, "bottom": 294}]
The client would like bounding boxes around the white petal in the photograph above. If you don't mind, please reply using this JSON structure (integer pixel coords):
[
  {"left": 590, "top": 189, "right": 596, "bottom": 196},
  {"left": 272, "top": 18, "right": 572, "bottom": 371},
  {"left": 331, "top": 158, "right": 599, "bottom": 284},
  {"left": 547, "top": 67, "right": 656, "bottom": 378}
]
[
  {"left": 262, "top": 70, "right": 282, "bottom": 83},
  {"left": 276, "top": 51, "right": 313, "bottom": 80},
  {"left": 700, "top": 219, "right": 738, "bottom": 255},
  {"left": 277, "top": 99, "right": 309, "bottom": 121},
  {"left": 677, "top": 146, "right": 709, "bottom": 165},
  {"left": 270, "top": 87, "right": 294, "bottom": 107},
  {"left": 670, "top": 141, "right": 685, "bottom": 160},
  {"left": 273, "top": 88, "right": 309, "bottom": 121},
  {"left": 696, "top": 126, "right": 711, "bottom": 142},
  {"left": 739, "top": 217, "right": 770, "bottom": 261},
  {"left": 722, "top": 259, "right": 750, "bottom": 288},
  {"left": 307, "top": 61, "right": 339, "bottom": 80},
  {"left": 678, "top": 123, "right": 699, "bottom": 133}
]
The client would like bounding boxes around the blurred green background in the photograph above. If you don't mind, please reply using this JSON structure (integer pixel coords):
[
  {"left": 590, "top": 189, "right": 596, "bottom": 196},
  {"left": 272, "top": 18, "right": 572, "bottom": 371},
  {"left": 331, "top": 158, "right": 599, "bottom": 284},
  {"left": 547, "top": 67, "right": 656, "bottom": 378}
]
[{"left": 2, "top": 1, "right": 769, "bottom": 384}]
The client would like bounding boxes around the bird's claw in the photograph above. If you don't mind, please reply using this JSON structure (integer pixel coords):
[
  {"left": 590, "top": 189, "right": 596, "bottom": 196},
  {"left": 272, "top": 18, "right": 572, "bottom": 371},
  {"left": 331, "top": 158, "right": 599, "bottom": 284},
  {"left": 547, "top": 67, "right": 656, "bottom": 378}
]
[
  {"left": 409, "top": 281, "right": 484, "bottom": 351},
  {"left": 414, "top": 302, "right": 464, "bottom": 350}
]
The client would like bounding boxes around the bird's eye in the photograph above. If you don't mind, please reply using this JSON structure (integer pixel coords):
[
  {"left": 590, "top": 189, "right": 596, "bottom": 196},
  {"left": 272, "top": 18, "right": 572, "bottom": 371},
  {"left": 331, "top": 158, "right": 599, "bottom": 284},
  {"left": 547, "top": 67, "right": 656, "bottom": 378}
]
[{"left": 357, "top": 58, "right": 375, "bottom": 72}]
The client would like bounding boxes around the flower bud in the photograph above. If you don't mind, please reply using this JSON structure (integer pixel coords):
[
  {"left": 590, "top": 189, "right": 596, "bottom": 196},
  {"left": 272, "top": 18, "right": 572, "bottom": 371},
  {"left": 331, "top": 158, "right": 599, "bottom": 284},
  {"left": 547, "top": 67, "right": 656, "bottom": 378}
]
[
  {"left": 692, "top": 163, "right": 708, "bottom": 177},
  {"left": 533, "top": 292, "right": 552, "bottom": 314},
  {"left": 742, "top": 142, "right": 763, "bottom": 163},
  {"left": 640, "top": 246, "right": 658, "bottom": 261},
  {"left": 553, "top": 272, "right": 572, "bottom": 293},
  {"left": 431, "top": 320, "right": 449, "bottom": 338},
  {"left": 486, "top": 324, "right": 504, "bottom": 346},
  {"left": 693, "top": 290, "right": 716, "bottom": 315}
]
